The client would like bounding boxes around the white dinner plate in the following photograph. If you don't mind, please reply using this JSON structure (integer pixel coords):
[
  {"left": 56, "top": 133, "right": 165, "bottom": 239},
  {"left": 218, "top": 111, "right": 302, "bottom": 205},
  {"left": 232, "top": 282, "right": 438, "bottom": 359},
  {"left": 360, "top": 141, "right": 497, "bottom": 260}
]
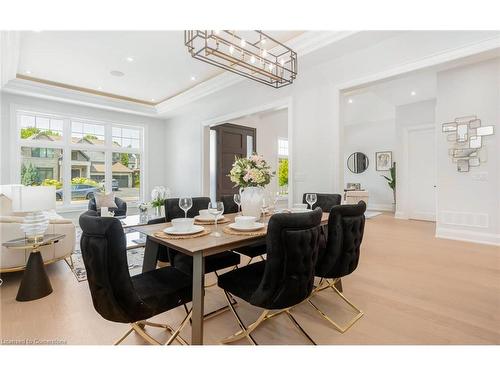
[
  {"left": 194, "top": 215, "right": 225, "bottom": 222},
  {"left": 228, "top": 222, "right": 266, "bottom": 232},
  {"left": 163, "top": 225, "right": 204, "bottom": 235},
  {"left": 290, "top": 208, "right": 312, "bottom": 213}
]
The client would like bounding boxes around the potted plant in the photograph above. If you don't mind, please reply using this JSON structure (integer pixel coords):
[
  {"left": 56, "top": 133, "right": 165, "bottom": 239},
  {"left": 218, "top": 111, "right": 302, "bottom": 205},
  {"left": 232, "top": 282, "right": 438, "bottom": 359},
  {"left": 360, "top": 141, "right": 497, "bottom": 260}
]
[
  {"left": 228, "top": 154, "right": 275, "bottom": 218},
  {"left": 150, "top": 186, "right": 170, "bottom": 217},
  {"left": 381, "top": 162, "right": 396, "bottom": 211}
]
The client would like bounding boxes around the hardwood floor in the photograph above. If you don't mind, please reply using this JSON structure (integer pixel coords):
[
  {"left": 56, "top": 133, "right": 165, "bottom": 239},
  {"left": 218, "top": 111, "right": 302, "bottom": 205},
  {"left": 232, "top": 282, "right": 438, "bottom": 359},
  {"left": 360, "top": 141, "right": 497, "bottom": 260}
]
[{"left": 1, "top": 213, "right": 499, "bottom": 345}]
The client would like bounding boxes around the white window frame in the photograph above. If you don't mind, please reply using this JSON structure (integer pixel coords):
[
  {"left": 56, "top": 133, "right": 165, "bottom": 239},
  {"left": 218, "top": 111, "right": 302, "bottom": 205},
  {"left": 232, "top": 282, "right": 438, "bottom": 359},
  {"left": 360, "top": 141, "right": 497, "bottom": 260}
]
[{"left": 14, "top": 106, "right": 146, "bottom": 212}]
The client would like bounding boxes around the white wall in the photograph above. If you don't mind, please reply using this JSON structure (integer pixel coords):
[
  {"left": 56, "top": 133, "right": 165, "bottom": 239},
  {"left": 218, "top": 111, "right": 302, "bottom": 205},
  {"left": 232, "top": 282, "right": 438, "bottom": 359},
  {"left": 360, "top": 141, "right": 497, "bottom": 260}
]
[
  {"left": 0, "top": 92, "right": 167, "bottom": 205},
  {"left": 343, "top": 119, "right": 396, "bottom": 210},
  {"left": 435, "top": 58, "right": 500, "bottom": 245},
  {"left": 163, "top": 31, "right": 500, "bottom": 206}
]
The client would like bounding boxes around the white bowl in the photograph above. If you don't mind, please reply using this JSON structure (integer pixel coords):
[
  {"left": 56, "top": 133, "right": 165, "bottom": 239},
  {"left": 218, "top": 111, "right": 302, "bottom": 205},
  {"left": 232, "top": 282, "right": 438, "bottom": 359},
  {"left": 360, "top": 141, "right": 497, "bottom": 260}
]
[
  {"left": 171, "top": 218, "right": 195, "bottom": 232},
  {"left": 234, "top": 215, "right": 257, "bottom": 228},
  {"left": 198, "top": 209, "right": 213, "bottom": 219}
]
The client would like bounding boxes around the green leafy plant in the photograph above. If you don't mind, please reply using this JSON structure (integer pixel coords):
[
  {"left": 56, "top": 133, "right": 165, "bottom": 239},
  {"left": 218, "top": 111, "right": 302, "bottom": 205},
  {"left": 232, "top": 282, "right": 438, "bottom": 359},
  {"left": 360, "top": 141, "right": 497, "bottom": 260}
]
[
  {"left": 278, "top": 158, "right": 288, "bottom": 187},
  {"left": 71, "top": 177, "right": 99, "bottom": 187},
  {"left": 21, "top": 163, "right": 41, "bottom": 186},
  {"left": 42, "top": 179, "right": 62, "bottom": 189},
  {"left": 381, "top": 162, "right": 396, "bottom": 203},
  {"left": 20, "top": 127, "right": 60, "bottom": 139}
]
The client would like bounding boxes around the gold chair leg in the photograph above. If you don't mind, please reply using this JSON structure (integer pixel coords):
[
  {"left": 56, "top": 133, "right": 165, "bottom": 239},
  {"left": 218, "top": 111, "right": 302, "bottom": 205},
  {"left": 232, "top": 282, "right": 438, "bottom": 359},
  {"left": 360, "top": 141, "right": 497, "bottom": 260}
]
[
  {"left": 285, "top": 310, "right": 316, "bottom": 345},
  {"left": 220, "top": 292, "right": 316, "bottom": 345},
  {"left": 307, "top": 278, "right": 364, "bottom": 333},
  {"left": 114, "top": 327, "right": 134, "bottom": 345},
  {"left": 131, "top": 322, "right": 163, "bottom": 345},
  {"left": 220, "top": 291, "right": 267, "bottom": 345},
  {"left": 65, "top": 255, "right": 74, "bottom": 270},
  {"left": 114, "top": 307, "right": 192, "bottom": 345},
  {"left": 165, "top": 308, "right": 192, "bottom": 345}
]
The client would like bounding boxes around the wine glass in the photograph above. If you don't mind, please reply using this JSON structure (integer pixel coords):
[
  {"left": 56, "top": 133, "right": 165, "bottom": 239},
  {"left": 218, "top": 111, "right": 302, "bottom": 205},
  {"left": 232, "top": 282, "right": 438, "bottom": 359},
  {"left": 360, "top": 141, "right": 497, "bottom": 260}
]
[
  {"left": 179, "top": 197, "right": 193, "bottom": 219},
  {"left": 233, "top": 193, "right": 241, "bottom": 215},
  {"left": 305, "top": 193, "right": 317, "bottom": 210},
  {"left": 208, "top": 201, "right": 224, "bottom": 237}
]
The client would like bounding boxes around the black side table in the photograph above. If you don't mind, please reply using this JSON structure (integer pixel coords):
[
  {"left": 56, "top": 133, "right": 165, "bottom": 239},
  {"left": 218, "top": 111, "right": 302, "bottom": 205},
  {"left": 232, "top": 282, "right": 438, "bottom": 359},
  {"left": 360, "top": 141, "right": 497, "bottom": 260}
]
[{"left": 2, "top": 234, "right": 65, "bottom": 302}]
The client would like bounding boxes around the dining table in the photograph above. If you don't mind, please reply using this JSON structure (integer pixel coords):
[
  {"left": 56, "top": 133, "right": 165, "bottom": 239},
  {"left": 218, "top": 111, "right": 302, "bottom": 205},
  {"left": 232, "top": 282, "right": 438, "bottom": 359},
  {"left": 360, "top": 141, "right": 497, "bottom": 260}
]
[{"left": 134, "top": 211, "right": 330, "bottom": 345}]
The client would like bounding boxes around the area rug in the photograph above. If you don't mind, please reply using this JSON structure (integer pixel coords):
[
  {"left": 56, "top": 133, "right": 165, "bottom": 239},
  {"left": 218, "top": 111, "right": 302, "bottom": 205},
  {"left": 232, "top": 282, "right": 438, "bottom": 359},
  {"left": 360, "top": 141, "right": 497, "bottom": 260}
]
[{"left": 71, "top": 228, "right": 144, "bottom": 282}]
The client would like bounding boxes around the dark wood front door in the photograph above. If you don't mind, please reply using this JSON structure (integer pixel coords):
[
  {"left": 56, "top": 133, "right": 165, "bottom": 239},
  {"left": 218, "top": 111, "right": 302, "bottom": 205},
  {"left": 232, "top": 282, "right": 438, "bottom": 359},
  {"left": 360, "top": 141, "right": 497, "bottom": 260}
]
[{"left": 213, "top": 123, "right": 256, "bottom": 199}]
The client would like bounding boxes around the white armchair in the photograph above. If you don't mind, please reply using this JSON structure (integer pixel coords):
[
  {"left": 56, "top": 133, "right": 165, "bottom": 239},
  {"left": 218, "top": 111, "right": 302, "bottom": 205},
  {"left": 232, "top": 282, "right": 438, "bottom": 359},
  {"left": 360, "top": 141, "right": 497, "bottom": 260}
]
[{"left": 0, "top": 194, "right": 75, "bottom": 272}]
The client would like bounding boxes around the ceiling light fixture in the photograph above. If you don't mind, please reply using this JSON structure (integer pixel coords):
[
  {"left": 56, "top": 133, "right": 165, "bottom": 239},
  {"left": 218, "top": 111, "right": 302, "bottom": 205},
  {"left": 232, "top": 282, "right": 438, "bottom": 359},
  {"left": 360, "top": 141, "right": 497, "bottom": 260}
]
[
  {"left": 411, "top": 91, "right": 416, "bottom": 96},
  {"left": 184, "top": 30, "right": 297, "bottom": 88},
  {"left": 126, "top": 57, "right": 134, "bottom": 62},
  {"left": 190, "top": 76, "right": 196, "bottom": 81},
  {"left": 348, "top": 98, "right": 353, "bottom": 104},
  {"left": 25, "top": 70, "right": 31, "bottom": 74},
  {"left": 97, "top": 86, "right": 102, "bottom": 90}
]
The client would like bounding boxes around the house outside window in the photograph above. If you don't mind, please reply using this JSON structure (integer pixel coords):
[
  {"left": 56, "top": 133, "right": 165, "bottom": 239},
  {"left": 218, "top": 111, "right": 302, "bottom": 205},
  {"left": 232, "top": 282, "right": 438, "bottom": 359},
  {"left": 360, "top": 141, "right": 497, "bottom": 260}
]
[{"left": 17, "top": 110, "right": 144, "bottom": 208}]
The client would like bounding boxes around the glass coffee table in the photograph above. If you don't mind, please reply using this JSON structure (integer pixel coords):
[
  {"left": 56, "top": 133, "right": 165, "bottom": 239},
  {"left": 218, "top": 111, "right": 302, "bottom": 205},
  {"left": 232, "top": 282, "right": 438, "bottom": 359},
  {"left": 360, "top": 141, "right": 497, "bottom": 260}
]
[{"left": 2, "top": 234, "right": 65, "bottom": 302}]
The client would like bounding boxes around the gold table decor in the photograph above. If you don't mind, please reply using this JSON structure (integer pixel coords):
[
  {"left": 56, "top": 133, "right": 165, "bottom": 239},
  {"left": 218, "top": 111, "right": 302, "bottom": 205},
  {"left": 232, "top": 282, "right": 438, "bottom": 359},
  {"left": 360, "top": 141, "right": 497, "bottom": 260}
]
[
  {"left": 222, "top": 226, "right": 267, "bottom": 237},
  {"left": 153, "top": 229, "right": 211, "bottom": 240},
  {"left": 194, "top": 217, "right": 230, "bottom": 225}
]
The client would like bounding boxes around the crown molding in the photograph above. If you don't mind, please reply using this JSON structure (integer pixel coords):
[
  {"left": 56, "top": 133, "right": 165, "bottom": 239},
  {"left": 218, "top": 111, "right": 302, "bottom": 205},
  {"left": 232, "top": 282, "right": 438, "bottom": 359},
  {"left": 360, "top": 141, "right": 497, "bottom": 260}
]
[
  {"left": 0, "top": 31, "right": 20, "bottom": 88},
  {"left": 2, "top": 78, "right": 158, "bottom": 117},
  {"left": 155, "top": 31, "right": 360, "bottom": 116}
]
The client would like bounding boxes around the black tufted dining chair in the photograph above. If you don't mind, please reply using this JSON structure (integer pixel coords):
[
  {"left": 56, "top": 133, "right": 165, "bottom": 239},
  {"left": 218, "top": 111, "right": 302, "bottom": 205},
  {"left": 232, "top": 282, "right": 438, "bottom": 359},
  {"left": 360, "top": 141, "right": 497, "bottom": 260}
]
[
  {"left": 302, "top": 193, "right": 342, "bottom": 212},
  {"left": 307, "top": 201, "right": 366, "bottom": 333},
  {"left": 79, "top": 210, "right": 193, "bottom": 345},
  {"left": 220, "top": 194, "right": 267, "bottom": 263},
  {"left": 217, "top": 208, "right": 323, "bottom": 345}
]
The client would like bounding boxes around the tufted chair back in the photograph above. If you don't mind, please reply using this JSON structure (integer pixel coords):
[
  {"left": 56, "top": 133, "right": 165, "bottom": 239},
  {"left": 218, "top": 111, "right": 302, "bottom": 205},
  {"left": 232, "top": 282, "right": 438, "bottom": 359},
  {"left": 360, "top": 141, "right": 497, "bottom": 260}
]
[
  {"left": 88, "top": 196, "right": 127, "bottom": 217},
  {"left": 315, "top": 201, "right": 366, "bottom": 279},
  {"left": 164, "top": 197, "right": 210, "bottom": 222},
  {"left": 220, "top": 195, "right": 238, "bottom": 214},
  {"left": 250, "top": 208, "right": 323, "bottom": 310},
  {"left": 302, "top": 193, "right": 342, "bottom": 212},
  {"left": 79, "top": 210, "right": 150, "bottom": 323}
]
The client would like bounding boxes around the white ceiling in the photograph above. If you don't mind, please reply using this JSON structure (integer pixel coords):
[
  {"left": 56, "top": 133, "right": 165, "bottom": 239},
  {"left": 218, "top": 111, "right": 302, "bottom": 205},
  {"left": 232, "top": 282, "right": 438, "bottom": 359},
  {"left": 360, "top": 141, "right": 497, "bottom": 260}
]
[
  {"left": 17, "top": 30, "right": 303, "bottom": 103},
  {"left": 342, "top": 70, "right": 437, "bottom": 125}
]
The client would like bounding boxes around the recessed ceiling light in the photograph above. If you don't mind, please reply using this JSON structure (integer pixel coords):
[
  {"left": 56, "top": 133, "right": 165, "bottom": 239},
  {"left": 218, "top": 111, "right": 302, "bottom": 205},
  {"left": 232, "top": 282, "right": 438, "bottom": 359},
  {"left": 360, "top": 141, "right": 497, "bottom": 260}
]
[
  {"left": 190, "top": 76, "right": 196, "bottom": 81},
  {"left": 348, "top": 98, "right": 353, "bottom": 104},
  {"left": 25, "top": 70, "right": 31, "bottom": 74},
  {"left": 411, "top": 91, "right": 416, "bottom": 96},
  {"left": 110, "top": 70, "right": 125, "bottom": 77},
  {"left": 151, "top": 99, "right": 155, "bottom": 102},
  {"left": 126, "top": 57, "right": 134, "bottom": 62},
  {"left": 97, "top": 86, "right": 102, "bottom": 90}
]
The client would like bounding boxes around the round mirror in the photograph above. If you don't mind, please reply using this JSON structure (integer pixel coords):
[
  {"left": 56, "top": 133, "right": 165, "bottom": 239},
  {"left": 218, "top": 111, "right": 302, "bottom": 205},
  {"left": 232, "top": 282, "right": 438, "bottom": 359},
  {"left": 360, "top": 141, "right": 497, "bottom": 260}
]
[{"left": 347, "top": 152, "right": 369, "bottom": 174}]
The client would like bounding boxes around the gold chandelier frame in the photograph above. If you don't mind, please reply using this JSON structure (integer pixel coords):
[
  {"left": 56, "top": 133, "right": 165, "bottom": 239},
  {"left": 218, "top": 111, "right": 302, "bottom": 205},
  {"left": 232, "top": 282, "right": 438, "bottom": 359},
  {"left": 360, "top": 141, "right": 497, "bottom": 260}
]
[{"left": 185, "top": 30, "right": 297, "bottom": 88}]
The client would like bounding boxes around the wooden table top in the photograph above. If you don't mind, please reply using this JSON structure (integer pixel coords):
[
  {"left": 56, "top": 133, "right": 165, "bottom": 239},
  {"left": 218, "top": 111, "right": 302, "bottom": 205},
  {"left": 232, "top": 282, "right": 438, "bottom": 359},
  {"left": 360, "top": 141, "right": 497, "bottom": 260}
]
[{"left": 134, "top": 212, "right": 329, "bottom": 257}]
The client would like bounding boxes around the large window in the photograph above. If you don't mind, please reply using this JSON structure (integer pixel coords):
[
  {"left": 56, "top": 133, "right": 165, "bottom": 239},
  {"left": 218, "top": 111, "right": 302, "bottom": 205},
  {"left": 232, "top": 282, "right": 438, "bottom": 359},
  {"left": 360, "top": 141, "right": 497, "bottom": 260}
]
[
  {"left": 277, "top": 138, "right": 289, "bottom": 196},
  {"left": 17, "top": 110, "right": 144, "bottom": 208}
]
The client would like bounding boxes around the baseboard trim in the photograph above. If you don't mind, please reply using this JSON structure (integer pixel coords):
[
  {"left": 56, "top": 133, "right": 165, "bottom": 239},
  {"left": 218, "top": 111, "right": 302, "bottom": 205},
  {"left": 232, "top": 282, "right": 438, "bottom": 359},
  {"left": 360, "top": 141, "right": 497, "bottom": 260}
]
[
  {"left": 368, "top": 203, "right": 394, "bottom": 212},
  {"left": 394, "top": 211, "right": 408, "bottom": 220},
  {"left": 436, "top": 227, "right": 500, "bottom": 247}
]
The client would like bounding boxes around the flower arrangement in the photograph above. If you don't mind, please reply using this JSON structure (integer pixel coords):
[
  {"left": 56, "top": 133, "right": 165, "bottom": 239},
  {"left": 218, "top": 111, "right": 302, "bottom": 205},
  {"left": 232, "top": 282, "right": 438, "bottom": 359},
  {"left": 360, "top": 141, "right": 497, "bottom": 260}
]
[
  {"left": 150, "top": 186, "right": 170, "bottom": 208},
  {"left": 229, "top": 154, "right": 275, "bottom": 188}
]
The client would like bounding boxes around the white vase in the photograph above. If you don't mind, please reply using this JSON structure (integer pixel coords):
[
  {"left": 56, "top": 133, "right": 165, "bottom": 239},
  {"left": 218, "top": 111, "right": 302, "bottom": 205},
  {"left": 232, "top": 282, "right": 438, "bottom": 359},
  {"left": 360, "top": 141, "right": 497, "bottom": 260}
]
[{"left": 240, "top": 186, "right": 264, "bottom": 219}]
